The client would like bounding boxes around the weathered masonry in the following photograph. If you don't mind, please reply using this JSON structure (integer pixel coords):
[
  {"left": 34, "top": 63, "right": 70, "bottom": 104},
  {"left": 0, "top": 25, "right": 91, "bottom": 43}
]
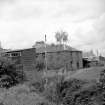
[
  {"left": 2, "top": 48, "right": 37, "bottom": 81},
  {"left": 35, "top": 44, "right": 83, "bottom": 71},
  {"left": 36, "top": 50, "right": 83, "bottom": 71}
]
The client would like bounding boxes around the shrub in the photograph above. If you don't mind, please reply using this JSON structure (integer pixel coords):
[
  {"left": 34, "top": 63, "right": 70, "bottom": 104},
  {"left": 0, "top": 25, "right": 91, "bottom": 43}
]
[
  {"left": 0, "top": 57, "right": 25, "bottom": 88},
  {"left": 62, "top": 69, "right": 105, "bottom": 105},
  {"left": 59, "top": 79, "right": 88, "bottom": 105},
  {"left": 99, "top": 69, "right": 105, "bottom": 89},
  {"left": 42, "top": 69, "right": 105, "bottom": 105},
  {"left": 42, "top": 75, "right": 65, "bottom": 105},
  {"left": 28, "top": 78, "right": 46, "bottom": 94}
]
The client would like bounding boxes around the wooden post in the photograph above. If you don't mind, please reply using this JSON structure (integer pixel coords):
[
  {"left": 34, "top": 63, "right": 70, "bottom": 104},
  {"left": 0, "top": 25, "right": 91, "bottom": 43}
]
[{"left": 44, "top": 34, "right": 48, "bottom": 88}]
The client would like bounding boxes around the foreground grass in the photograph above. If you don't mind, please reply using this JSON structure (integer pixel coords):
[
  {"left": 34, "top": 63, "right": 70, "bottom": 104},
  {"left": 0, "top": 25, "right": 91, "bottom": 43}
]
[
  {"left": 0, "top": 67, "right": 105, "bottom": 105},
  {"left": 0, "top": 84, "right": 52, "bottom": 105}
]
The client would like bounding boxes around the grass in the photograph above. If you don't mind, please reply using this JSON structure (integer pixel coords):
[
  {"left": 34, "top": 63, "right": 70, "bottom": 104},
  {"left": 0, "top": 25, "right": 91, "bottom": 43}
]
[
  {"left": 0, "top": 66, "right": 104, "bottom": 105},
  {"left": 66, "top": 66, "right": 105, "bottom": 81},
  {"left": 0, "top": 84, "right": 49, "bottom": 105}
]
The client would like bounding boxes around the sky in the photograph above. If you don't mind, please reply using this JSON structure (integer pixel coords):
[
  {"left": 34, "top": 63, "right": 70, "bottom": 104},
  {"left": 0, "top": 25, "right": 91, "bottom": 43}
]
[{"left": 0, "top": 0, "right": 105, "bottom": 55}]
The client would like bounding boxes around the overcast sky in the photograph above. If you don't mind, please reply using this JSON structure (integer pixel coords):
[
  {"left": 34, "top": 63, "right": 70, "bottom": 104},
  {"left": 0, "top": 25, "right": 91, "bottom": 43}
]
[{"left": 0, "top": 0, "right": 105, "bottom": 55}]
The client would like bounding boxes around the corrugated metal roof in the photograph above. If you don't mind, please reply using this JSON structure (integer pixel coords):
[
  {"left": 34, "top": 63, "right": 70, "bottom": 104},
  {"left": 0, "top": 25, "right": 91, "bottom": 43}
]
[{"left": 3, "top": 48, "right": 35, "bottom": 53}]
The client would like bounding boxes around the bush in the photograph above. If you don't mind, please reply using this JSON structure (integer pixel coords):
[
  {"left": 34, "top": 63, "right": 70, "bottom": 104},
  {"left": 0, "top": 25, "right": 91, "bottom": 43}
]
[
  {"left": 44, "top": 77, "right": 104, "bottom": 105},
  {"left": 62, "top": 69, "right": 105, "bottom": 105},
  {"left": 42, "top": 69, "right": 105, "bottom": 105},
  {"left": 59, "top": 79, "right": 88, "bottom": 105},
  {"left": 42, "top": 75, "right": 64, "bottom": 105},
  {"left": 29, "top": 80, "right": 45, "bottom": 93},
  {"left": 99, "top": 69, "right": 105, "bottom": 89},
  {"left": 0, "top": 57, "right": 25, "bottom": 88}
]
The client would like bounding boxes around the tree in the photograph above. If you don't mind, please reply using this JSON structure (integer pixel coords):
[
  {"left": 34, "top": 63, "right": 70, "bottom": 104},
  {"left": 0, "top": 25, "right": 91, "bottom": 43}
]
[{"left": 55, "top": 30, "right": 68, "bottom": 46}]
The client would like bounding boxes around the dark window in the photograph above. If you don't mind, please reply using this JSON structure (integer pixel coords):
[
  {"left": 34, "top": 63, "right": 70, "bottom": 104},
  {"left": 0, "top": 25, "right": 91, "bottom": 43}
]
[
  {"left": 42, "top": 53, "right": 45, "bottom": 58},
  {"left": 71, "top": 61, "right": 73, "bottom": 69},
  {"left": 5, "top": 53, "right": 11, "bottom": 57},
  {"left": 11, "top": 52, "right": 21, "bottom": 57},
  {"left": 36, "top": 54, "right": 39, "bottom": 58},
  {"left": 77, "top": 62, "right": 79, "bottom": 68}
]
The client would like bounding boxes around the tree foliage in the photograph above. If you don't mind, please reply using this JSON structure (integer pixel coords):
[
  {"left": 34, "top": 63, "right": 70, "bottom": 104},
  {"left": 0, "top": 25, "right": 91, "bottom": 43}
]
[{"left": 55, "top": 30, "right": 68, "bottom": 45}]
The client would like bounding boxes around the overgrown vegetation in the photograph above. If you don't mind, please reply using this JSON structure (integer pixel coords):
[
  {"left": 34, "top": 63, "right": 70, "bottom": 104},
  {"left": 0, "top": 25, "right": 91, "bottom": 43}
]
[
  {"left": 36, "top": 54, "right": 45, "bottom": 72},
  {"left": 43, "top": 69, "right": 105, "bottom": 105},
  {"left": 0, "top": 56, "right": 105, "bottom": 105},
  {"left": 0, "top": 57, "right": 25, "bottom": 88}
]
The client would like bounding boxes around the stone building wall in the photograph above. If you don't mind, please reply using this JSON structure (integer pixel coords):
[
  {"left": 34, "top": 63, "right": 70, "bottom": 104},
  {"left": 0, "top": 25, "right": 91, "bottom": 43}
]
[
  {"left": 37, "top": 50, "right": 83, "bottom": 71},
  {"left": 47, "top": 51, "right": 72, "bottom": 70},
  {"left": 78, "top": 52, "right": 83, "bottom": 68},
  {"left": 99, "top": 56, "right": 105, "bottom": 66}
]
